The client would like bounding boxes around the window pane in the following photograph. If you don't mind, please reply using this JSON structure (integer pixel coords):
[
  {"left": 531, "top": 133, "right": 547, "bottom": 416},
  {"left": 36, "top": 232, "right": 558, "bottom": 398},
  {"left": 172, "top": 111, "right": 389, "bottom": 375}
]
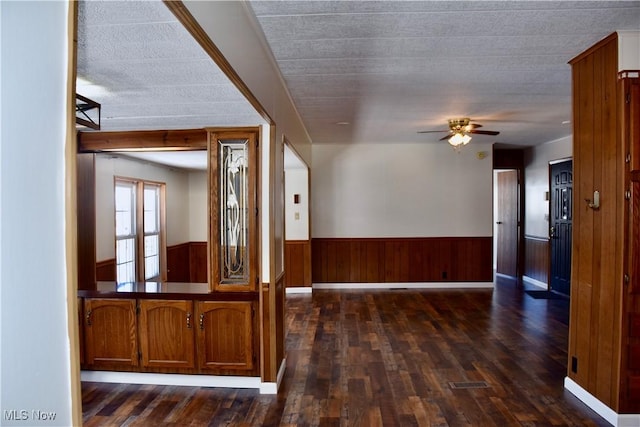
[
  {"left": 116, "top": 237, "right": 135, "bottom": 284},
  {"left": 144, "top": 185, "right": 159, "bottom": 233},
  {"left": 115, "top": 183, "right": 135, "bottom": 237},
  {"left": 144, "top": 235, "right": 159, "bottom": 280}
]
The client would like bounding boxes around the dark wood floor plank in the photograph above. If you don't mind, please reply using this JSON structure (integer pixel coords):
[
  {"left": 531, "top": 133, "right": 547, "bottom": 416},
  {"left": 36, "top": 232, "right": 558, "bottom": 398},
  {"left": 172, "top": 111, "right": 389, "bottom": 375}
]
[{"left": 83, "top": 277, "right": 611, "bottom": 426}]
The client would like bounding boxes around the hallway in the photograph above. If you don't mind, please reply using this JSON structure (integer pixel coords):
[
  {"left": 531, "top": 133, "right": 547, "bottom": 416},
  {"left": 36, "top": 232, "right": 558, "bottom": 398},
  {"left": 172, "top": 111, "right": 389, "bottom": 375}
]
[{"left": 82, "top": 278, "right": 608, "bottom": 426}]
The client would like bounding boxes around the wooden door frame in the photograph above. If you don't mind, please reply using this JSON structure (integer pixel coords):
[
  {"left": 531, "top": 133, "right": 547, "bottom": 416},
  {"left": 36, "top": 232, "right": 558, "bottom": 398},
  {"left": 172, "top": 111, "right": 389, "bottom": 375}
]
[{"left": 493, "top": 148, "right": 525, "bottom": 280}]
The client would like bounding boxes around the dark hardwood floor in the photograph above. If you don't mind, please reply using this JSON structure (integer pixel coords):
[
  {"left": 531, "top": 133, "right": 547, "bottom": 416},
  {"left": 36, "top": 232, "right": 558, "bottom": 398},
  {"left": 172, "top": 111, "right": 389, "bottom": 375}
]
[{"left": 82, "top": 277, "right": 609, "bottom": 426}]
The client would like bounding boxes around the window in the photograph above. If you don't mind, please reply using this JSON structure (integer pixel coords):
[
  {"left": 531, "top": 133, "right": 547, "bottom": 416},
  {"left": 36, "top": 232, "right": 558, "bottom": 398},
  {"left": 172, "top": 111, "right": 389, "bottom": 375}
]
[
  {"left": 115, "top": 178, "right": 165, "bottom": 283},
  {"left": 115, "top": 181, "right": 136, "bottom": 283}
]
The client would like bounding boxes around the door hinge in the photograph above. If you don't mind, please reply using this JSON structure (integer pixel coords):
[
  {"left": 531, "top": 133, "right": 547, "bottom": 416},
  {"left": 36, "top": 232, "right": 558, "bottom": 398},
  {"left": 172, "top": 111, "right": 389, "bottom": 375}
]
[
  {"left": 627, "top": 92, "right": 631, "bottom": 104},
  {"left": 136, "top": 304, "right": 140, "bottom": 315},
  {"left": 625, "top": 273, "right": 630, "bottom": 286},
  {"left": 256, "top": 276, "right": 259, "bottom": 286},
  {"left": 626, "top": 153, "right": 632, "bottom": 164},
  {"left": 256, "top": 207, "right": 259, "bottom": 217},
  {"left": 138, "top": 351, "right": 142, "bottom": 361}
]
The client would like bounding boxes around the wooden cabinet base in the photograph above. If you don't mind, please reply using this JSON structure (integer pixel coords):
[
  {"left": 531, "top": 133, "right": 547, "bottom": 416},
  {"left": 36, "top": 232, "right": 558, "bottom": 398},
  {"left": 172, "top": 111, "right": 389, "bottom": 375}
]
[{"left": 81, "top": 297, "right": 258, "bottom": 377}]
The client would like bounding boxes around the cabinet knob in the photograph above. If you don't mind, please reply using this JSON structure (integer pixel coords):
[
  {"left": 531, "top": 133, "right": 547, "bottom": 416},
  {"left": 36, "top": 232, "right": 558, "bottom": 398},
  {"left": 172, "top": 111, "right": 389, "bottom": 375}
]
[
  {"left": 199, "top": 313, "right": 205, "bottom": 330},
  {"left": 186, "top": 312, "right": 192, "bottom": 329},
  {"left": 85, "top": 309, "right": 92, "bottom": 326}
]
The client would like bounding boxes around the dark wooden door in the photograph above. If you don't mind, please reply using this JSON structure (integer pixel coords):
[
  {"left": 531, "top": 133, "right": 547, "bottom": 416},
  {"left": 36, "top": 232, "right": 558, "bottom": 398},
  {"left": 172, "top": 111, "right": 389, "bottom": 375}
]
[
  {"left": 550, "top": 160, "right": 572, "bottom": 296},
  {"left": 496, "top": 170, "right": 518, "bottom": 278}
]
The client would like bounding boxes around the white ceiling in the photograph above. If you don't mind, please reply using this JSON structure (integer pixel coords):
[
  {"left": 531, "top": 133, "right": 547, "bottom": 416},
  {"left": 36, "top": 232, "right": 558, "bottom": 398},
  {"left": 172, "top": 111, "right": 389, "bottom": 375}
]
[{"left": 77, "top": 1, "right": 640, "bottom": 155}]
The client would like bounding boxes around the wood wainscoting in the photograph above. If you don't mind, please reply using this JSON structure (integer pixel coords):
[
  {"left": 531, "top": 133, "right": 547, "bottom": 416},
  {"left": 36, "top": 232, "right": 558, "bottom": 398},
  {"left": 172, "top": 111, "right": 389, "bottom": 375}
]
[
  {"left": 96, "top": 259, "right": 116, "bottom": 282},
  {"left": 524, "top": 235, "right": 549, "bottom": 285},
  {"left": 312, "top": 237, "right": 492, "bottom": 283},
  {"left": 284, "top": 240, "right": 311, "bottom": 287},
  {"left": 167, "top": 242, "right": 207, "bottom": 283},
  {"left": 96, "top": 241, "right": 207, "bottom": 283}
]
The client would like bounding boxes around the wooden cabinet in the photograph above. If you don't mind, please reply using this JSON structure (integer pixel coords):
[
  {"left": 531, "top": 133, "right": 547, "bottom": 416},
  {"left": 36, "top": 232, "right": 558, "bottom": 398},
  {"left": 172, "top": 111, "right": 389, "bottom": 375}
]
[
  {"left": 138, "top": 299, "right": 195, "bottom": 369},
  {"left": 80, "top": 296, "right": 257, "bottom": 375},
  {"left": 196, "top": 301, "right": 255, "bottom": 371},
  {"left": 83, "top": 298, "right": 138, "bottom": 367}
]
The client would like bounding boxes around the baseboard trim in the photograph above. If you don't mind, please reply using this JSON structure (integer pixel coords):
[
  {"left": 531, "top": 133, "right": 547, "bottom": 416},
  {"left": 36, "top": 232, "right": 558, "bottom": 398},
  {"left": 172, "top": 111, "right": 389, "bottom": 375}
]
[
  {"left": 286, "top": 286, "right": 313, "bottom": 294},
  {"left": 312, "top": 282, "right": 494, "bottom": 290},
  {"left": 564, "top": 377, "right": 640, "bottom": 426},
  {"left": 522, "top": 275, "right": 548, "bottom": 289},
  {"left": 81, "top": 370, "right": 279, "bottom": 394}
]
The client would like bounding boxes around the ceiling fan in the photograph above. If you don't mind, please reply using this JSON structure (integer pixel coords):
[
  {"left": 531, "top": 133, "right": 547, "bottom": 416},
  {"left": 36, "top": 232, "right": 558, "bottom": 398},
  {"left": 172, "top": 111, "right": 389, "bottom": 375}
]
[{"left": 418, "top": 118, "right": 500, "bottom": 150}]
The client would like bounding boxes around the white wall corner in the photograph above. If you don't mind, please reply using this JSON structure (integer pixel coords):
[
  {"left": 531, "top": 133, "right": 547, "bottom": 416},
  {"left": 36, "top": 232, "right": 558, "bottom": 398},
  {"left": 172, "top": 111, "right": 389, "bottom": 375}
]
[{"left": 618, "top": 30, "right": 640, "bottom": 72}]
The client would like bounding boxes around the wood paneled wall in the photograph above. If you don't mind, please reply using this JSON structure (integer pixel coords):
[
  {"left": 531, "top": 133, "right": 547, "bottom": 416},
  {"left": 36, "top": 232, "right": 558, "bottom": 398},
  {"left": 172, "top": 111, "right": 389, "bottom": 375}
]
[
  {"left": 524, "top": 235, "right": 549, "bottom": 285},
  {"left": 77, "top": 153, "right": 97, "bottom": 290},
  {"left": 95, "top": 259, "right": 115, "bottom": 281},
  {"left": 284, "top": 240, "right": 311, "bottom": 287},
  {"left": 96, "top": 242, "right": 207, "bottom": 283},
  {"left": 312, "top": 237, "right": 493, "bottom": 283},
  {"left": 167, "top": 242, "right": 207, "bottom": 283},
  {"left": 568, "top": 33, "right": 625, "bottom": 411}
]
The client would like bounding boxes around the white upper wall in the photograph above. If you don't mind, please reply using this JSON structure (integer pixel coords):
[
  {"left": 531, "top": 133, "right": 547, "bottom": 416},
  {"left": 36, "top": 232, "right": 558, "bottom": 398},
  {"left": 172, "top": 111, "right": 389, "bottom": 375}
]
[
  {"left": 312, "top": 142, "right": 494, "bottom": 238},
  {"left": 188, "top": 170, "right": 208, "bottom": 242},
  {"left": 1, "top": 1, "right": 74, "bottom": 424},
  {"left": 285, "top": 168, "right": 309, "bottom": 240},
  {"left": 618, "top": 30, "right": 640, "bottom": 71},
  {"left": 523, "top": 136, "right": 573, "bottom": 238}
]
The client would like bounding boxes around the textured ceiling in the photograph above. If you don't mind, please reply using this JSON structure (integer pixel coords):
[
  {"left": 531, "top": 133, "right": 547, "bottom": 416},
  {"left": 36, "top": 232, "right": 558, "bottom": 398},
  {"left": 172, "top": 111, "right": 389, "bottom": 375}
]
[
  {"left": 76, "top": 0, "right": 265, "bottom": 132},
  {"left": 248, "top": 0, "right": 640, "bottom": 146},
  {"left": 77, "top": 0, "right": 640, "bottom": 152}
]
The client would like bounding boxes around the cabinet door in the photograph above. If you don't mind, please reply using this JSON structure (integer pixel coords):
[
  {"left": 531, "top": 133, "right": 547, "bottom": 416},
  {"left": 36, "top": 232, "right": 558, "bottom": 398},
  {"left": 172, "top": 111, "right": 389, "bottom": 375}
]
[
  {"left": 196, "top": 301, "right": 254, "bottom": 371},
  {"left": 84, "top": 298, "right": 138, "bottom": 367},
  {"left": 139, "top": 299, "right": 195, "bottom": 369}
]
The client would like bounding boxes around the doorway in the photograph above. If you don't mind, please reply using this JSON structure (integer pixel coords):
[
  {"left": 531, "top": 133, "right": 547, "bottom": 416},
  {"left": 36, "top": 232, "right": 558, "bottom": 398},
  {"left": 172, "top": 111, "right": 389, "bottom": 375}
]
[
  {"left": 495, "top": 169, "right": 520, "bottom": 278},
  {"left": 283, "top": 142, "right": 312, "bottom": 289},
  {"left": 549, "top": 160, "right": 572, "bottom": 296}
]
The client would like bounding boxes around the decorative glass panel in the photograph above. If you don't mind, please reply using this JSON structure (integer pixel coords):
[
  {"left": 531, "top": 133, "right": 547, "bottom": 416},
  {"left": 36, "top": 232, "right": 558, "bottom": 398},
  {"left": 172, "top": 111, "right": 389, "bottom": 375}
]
[{"left": 219, "top": 139, "right": 249, "bottom": 283}]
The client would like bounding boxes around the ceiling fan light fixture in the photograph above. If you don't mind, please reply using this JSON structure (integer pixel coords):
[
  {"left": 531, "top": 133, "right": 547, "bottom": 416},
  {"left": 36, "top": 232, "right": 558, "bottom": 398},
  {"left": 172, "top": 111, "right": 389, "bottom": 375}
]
[{"left": 448, "top": 132, "right": 471, "bottom": 147}]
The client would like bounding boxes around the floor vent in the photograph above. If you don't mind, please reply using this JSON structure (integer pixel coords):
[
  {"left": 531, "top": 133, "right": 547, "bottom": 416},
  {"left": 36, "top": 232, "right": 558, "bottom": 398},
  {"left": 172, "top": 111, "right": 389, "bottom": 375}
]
[{"left": 448, "top": 381, "right": 490, "bottom": 389}]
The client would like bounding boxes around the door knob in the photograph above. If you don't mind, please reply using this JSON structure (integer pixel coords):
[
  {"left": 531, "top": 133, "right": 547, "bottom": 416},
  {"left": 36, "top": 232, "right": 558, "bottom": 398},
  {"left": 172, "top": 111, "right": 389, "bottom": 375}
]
[{"left": 496, "top": 221, "right": 502, "bottom": 225}]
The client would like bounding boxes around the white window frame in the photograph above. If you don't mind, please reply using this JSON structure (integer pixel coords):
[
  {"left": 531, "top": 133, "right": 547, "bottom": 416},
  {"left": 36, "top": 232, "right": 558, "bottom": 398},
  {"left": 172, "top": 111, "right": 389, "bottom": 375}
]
[{"left": 115, "top": 177, "right": 166, "bottom": 283}]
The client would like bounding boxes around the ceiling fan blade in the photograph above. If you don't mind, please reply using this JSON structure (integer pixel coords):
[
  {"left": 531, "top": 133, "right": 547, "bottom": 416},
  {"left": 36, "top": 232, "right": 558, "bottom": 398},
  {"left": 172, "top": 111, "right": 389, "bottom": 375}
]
[
  {"left": 439, "top": 135, "right": 451, "bottom": 141},
  {"left": 469, "top": 129, "right": 500, "bottom": 136},
  {"left": 417, "top": 130, "right": 449, "bottom": 134},
  {"left": 468, "top": 123, "right": 483, "bottom": 129}
]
